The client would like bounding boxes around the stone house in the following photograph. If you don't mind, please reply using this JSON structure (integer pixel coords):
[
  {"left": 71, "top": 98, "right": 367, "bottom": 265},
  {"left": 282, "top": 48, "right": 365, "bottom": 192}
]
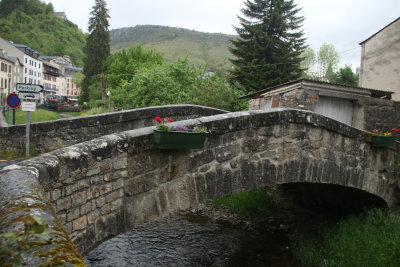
[
  {"left": 239, "top": 79, "right": 397, "bottom": 131},
  {"left": 359, "top": 17, "right": 400, "bottom": 100}
]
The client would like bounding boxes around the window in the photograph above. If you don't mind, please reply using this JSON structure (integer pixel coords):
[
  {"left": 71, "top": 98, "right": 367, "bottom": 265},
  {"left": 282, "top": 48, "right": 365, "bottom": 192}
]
[
  {"left": 39, "top": 64, "right": 41, "bottom": 69},
  {"left": 24, "top": 77, "right": 27, "bottom": 83},
  {"left": 5, "top": 79, "right": 7, "bottom": 88},
  {"left": 1, "top": 63, "right": 3, "bottom": 71},
  {"left": 9, "top": 65, "right": 11, "bottom": 73},
  {"left": 1, "top": 78, "right": 3, "bottom": 88},
  {"left": 35, "top": 62, "right": 36, "bottom": 67},
  {"left": 25, "top": 58, "right": 27, "bottom": 63}
]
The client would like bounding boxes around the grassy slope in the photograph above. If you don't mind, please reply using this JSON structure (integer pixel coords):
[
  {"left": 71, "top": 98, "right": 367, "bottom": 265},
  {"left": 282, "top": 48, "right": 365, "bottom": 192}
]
[{"left": 110, "top": 25, "right": 236, "bottom": 69}]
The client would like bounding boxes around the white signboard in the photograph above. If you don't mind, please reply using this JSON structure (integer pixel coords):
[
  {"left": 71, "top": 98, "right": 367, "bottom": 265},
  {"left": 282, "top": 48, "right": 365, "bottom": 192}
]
[
  {"left": 18, "top": 91, "right": 41, "bottom": 100},
  {"left": 21, "top": 102, "right": 36, "bottom": 112},
  {"left": 16, "top": 83, "right": 43, "bottom": 93}
]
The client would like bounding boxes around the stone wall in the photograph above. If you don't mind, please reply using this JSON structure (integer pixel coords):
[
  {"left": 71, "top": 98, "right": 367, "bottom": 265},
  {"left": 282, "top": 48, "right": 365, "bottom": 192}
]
[
  {"left": 0, "top": 109, "right": 398, "bottom": 265},
  {"left": 0, "top": 104, "right": 227, "bottom": 155},
  {"left": 364, "top": 101, "right": 400, "bottom": 131}
]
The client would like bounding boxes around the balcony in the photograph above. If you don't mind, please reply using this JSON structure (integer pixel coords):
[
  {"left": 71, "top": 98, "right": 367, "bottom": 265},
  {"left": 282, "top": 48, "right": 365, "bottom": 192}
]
[
  {"left": 44, "top": 87, "right": 59, "bottom": 92},
  {"left": 43, "top": 70, "right": 60, "bottom": 77}
]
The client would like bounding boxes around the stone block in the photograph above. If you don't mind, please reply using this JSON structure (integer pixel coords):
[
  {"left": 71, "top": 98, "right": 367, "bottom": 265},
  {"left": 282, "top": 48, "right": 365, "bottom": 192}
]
[
  {"left": 216, "top": 143, "right": 241, "bottom": 162},
  {"left": 71, "top": 191, "right": 87, "bottom": 208},
  {"left": 56, "top": 197, "right": 71, "bottom": 212},
  {"left": 66, "top": 207, "right": 80, "bottom": 222},
  {"left": 87, "top": 209, "right": 101, "bottom": 225},
  {"left": 113, "top": 157, "right": 127, "bottom": 170},
  {"left": 80, "top": 200, "right": 95, "bottom": 215},
  {"left": 95, "top": 196, "right": 106, "bottom": 208},
  {"left": 105, "top": 189, "right": 124, "bottom": 203},
  {"left": 50, "top": 189, "right": 62, "bottom": 201},
  {"left": 72, "top": 216, "right": 87, "bottom": 231}
]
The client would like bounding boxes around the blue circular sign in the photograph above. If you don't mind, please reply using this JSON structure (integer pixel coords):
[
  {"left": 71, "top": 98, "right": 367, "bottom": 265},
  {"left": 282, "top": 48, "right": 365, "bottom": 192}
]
[{"left": 6, "top": 93, "right": 20, "bottom": 108}]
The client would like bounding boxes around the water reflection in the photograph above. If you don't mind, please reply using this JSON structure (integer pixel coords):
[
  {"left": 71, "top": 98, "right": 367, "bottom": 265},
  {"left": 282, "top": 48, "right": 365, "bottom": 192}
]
[{"left": 85, "top": 214, "right": 299, "bottom": 266}]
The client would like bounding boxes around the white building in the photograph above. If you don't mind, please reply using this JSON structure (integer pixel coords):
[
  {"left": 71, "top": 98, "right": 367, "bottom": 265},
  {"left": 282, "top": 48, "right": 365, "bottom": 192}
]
[{"left": 0, "top": 37, "right": 43, "bottom": 88}]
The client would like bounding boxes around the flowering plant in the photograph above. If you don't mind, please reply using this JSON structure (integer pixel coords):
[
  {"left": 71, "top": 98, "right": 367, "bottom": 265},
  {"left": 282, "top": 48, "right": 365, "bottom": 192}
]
[
  {"left": 154, "top": 116, "right": 208, "bottom": 133},
  {"left": 371, "top": 128, "right": 399, "bottom": 136}
]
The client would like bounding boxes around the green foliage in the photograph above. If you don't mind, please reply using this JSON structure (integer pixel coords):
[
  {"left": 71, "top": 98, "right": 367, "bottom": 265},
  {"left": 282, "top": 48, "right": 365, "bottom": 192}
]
[
  {"left": 107, "top": 53, "right": 244, "bottom": 111},
  {"left": 331, "top": 65, "right": 359, "bottom": 87},
  {"left": 211, "top": 187, "right": 279, "bottom": 218},
  {"left": 105, "top": 45, "right": 164, "bottom": 89},
  {"left": 82, "top": 0, "right": 110, "bottom": 103},
  {"left": 294, "top": 209, "right": 400, "bottom": 266},
  {"left": 228, "top": 0, "right": 306, "bottom": 93},
  {"left": 0, "top": 0, "right": 86, "bottom": 66},
  {"left": 110, "top": 25, "right": 235, "bottom": 70}
]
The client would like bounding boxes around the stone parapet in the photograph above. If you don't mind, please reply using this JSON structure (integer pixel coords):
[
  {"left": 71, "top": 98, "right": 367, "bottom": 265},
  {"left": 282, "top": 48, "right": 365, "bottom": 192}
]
[{"left": 0, "top": 104, "right": 227, "bottom": 155}]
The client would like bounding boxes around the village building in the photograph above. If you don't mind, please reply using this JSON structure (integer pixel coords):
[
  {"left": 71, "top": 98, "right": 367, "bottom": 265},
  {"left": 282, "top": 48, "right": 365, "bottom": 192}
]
[
  {"left": 359, "top": 17, "right": 400, "bottom": 100},
  {"left": 239, "top": 79, "right": 395, "bottom": 131}
]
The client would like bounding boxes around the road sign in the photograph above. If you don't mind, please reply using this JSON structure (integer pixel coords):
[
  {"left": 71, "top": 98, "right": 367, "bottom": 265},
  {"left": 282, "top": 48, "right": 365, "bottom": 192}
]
[
  {"left": 18, "top": 91, "right": 41, "bottom": 100},
  {"left": 16, "top": 83, "right": 43, "bottom": 93},
  {"left": 21, "top": 102, "right": 36, "bottom": 112},
  {"left": 6, "top": 93, "right": 20, "bottom": 108}
]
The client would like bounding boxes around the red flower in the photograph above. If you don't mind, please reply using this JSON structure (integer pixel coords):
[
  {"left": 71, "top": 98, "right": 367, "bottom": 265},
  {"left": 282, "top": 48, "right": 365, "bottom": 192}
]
[
  {"left": 372, "top": 129, "right": 379, "bottom": 133},
  {"left": 391, "top": 128, "right": 399, "bottom": 132},
  {"left": 155, "top": 116, "right": 162, "bottom": 123},
  {"left": 167, "top": 117, "right": 174, "bottom": 122}
]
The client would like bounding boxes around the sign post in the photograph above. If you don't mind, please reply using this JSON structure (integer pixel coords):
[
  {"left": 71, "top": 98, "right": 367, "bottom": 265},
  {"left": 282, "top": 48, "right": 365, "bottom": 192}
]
[{"left": 16, "top": 83, "right": 43, "bottom": 158}]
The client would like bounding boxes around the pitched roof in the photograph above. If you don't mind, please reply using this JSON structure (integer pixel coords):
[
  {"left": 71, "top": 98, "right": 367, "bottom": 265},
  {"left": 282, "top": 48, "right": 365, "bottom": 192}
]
[
  {"left": 238, "top": 78, "right": 394, "bottom": 100},
  {"left": 359, "top": 17, "right": 400, "bottom": 45}
]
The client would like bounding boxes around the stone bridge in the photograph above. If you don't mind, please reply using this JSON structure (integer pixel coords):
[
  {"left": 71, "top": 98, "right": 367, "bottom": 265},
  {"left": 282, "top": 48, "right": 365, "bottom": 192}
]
[{"left": 0, "top": 106, "right": 398, "bottom": 265}]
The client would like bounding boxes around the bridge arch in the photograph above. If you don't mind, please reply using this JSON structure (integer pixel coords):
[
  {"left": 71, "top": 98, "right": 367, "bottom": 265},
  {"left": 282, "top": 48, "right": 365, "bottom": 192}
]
[{"left": 0, "top": 107, "right": 397, "bottom": 263}]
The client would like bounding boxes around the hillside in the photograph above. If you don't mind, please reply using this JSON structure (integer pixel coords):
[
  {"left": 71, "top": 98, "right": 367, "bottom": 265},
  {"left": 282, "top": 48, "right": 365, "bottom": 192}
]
[
  {"left": 110, "top": 25, "right": 236, "bottom": 69},
  {"left": 0, "top": 0, "right": 86, "bottom": 66}
]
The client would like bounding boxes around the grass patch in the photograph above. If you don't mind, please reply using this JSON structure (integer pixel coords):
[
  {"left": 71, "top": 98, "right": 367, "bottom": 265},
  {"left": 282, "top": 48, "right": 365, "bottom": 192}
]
[
  {"left": 293, "top": 209, "right": 400, "bottom": 266},
  {"left": 210, "top": 187, "right": 280, "bottom": 218},
  {"left": 78, "top": 108, "right": 110, "bottom": 116},
  {"left": 14, "top": 109, "right": 61, "bottom": 125}
]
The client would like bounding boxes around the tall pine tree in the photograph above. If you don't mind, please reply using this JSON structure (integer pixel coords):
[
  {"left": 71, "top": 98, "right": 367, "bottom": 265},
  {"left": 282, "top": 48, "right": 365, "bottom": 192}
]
[
  {"left": 229, "top": 0, "right": 306, "bottom": 93},
  {"left": 81, "top": 0, "right": 110, "bottom": 104}
]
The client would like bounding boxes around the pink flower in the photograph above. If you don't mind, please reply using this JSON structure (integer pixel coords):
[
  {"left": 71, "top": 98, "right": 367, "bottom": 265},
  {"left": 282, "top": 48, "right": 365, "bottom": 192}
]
[{"left": 372, "top": 129, "right": 379, "bottom": 133}]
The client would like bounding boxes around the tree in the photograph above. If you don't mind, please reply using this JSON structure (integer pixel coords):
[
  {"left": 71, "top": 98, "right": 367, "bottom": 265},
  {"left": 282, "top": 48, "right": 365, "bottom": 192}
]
[
  {"left": 331, "top": 65, "right": 358, "bottom": 87},
  {"left": 228, "top": 0, "right": 306, "bottom": 93},
  {"left": 81, "top": 0, "right": 110, "bottom": 104},
  {"left": 300, "top": 46, "right": 316, "bottom": 78},
  {"left": 317, "top": 43, "right": 339, "bottom": 80}
]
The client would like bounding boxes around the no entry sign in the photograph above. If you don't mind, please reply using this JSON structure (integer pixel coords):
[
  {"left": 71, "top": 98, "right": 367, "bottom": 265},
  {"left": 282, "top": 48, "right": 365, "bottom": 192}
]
[{"left": 6, "top": 93, "right": 20, "bottom": 108}]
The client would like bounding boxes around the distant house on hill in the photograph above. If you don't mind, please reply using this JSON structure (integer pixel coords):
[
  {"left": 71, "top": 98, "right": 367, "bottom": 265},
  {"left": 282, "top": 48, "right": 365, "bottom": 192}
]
[
  {"left": 53, "top": 12, "right": 67, "bottom": 20},
  {"left": 359, "top": 17, "right": 400, "bottom": 101},
  {"left": 238, "top": 79, "right": 395, "bottom": 130}
]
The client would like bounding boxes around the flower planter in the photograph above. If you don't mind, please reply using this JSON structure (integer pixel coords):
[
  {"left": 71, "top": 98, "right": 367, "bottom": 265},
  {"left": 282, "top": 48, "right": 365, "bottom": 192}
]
[
  {"left": 371, "top": 135, "right": 395, "bottom": 148},
  {"left": 153, "top": 130, "right": 208, "bottom": 150}
]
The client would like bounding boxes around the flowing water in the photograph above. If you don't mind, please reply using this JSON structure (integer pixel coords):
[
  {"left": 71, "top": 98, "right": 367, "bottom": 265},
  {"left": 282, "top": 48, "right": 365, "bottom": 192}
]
[{"left": 84, "top": 214, "right": 300, "bottom": 267}]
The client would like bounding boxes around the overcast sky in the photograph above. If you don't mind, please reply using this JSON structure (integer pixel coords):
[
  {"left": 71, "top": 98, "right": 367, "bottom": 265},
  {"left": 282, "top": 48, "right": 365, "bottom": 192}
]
[{"left": 44, "top": 0, "right": 399, "bottom": 69}]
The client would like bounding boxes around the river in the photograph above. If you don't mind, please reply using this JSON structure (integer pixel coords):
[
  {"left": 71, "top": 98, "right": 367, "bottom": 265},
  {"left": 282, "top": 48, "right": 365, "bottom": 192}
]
[{"left": 84, "top": 212, "right": 304, "bottom": 266}]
